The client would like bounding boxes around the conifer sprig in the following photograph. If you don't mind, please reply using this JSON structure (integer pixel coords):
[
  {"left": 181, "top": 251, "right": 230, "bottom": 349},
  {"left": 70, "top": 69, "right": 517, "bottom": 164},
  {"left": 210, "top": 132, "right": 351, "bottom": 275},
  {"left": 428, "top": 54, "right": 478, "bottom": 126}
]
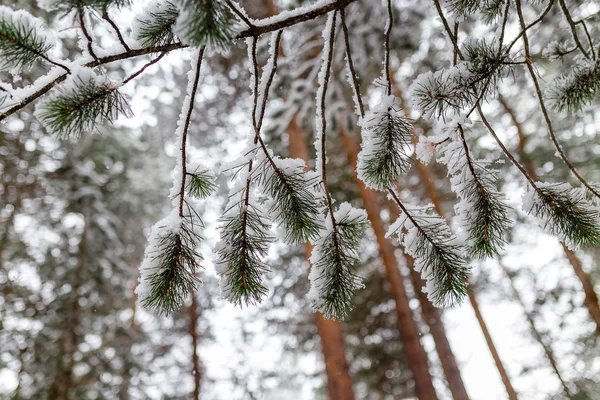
[
  {"left": 260, "top": 157, "right": 323, "bottom": 244},
  {"left": 175, "top": 0, "right": 237, "bottom": 50},
  {"left": 357, "top": 96, "right": 413, "bottom": 190},
  {"left": 448, "top": 0, "right": 506, "bottom": 21},
  {"left": 134, "top": 1, "right": 179, "bottom": 48},
  {"left": 38, "top": 0, "right": 130, "bottom": 13},
  {"left": 0, "top": 7, "right": 54, "bottom": 72},
  {"left": 140, "top": 216, "right": 202, "bottom": 314},
  {"left": 524, "top": 183, "right": 600, "bottom": 249},
  {"left": 387, "top": 191, "right": 471, "bottom": 307},
  {"left": 548, "top": 61, "right": 600, "bottom": 113},
  {"left": 248, "top": 31, "right": 323, "bottom": 245},
  {"left": 187, "top": 169, "right": 217, "bottom": 199},
  {"left": 308, "top": 203, "right": 368, "bottom": 320},
  {"left": 35, "top": 72, "right": 131, "bottom": 138},
  {"left": 216, "top": 200, "right": 274, "bottom": 306},
  {"left": 432, "top": 123, "right": 512, "bottom": 258}
]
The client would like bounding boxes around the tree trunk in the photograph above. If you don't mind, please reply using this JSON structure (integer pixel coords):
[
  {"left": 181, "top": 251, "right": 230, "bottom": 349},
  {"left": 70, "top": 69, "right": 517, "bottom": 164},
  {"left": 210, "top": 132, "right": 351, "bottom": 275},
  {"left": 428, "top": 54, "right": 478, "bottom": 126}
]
[
  {"left": 339, "top": 126, "right": 438, "bottom": 400},
  {"left": 415, "top": 159, "right": 518, "bottom": 400},
  {"left": 498, "top": 263, "right": 572, "bottom": 398},
  {"left": 407, "top": 259, "right": 470, "bottom": 400},
  {"left": 288, "top": 116, "right": 356, "bottom": 400},
  {"left": 189, "top": 294, "right": 202, "bottom": 400},
  {"left": 499, "top": 95, "right": 600, "bottom": 336},
  {"left": 468, "top": 292, "right": 519, "bottom": 400}
]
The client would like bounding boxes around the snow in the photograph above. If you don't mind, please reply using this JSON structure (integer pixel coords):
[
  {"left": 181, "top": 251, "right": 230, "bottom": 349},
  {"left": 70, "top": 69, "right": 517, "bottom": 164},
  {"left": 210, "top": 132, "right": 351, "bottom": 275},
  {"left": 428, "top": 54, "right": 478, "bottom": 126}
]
[{"left": 252, "top": 0, "right": 335, "bottom": 28}]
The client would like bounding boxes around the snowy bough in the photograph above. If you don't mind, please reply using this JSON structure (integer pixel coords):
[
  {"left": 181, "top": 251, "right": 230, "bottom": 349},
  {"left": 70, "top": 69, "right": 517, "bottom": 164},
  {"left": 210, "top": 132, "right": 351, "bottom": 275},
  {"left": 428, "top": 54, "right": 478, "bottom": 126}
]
[{"left": 1, "top": 0, "right": 600, "bottom": 319}]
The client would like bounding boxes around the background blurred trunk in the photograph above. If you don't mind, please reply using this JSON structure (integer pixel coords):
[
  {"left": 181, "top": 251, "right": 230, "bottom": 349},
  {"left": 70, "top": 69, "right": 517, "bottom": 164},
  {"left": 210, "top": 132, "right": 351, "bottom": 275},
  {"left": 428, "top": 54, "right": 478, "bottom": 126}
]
[
  {"left": 339, "top": 125, "right": 438, "bottom": 400},
  {"left": 288, "top": 116, "right": 356, "bottom": 400},
  {"left": 499, "top": 262, "right": 572, "bottom": 398},
  {"left": 499, "top": 95, "right": 600, "bottom": 336},
  {"left": 189, "top": 294, "right": 202, "bottom": 400}
]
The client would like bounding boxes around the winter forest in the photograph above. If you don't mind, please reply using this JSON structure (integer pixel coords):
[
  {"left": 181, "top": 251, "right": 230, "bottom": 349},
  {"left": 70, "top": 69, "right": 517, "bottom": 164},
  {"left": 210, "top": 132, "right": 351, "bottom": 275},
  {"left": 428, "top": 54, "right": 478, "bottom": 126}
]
[{"left": 1, "top": 0, "right": 600, "bottom": 398}]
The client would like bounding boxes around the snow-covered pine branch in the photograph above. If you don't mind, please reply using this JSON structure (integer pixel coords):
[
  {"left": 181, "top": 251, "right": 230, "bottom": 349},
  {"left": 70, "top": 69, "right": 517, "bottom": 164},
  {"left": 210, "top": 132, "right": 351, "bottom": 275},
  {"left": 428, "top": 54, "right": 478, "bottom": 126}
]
[
  {"left": 137, "top": 49, "right": 212, "bottom": 315},
  {"left": 136, "top": 210, "right": 203, "bottom": 315},
  {"left": 259, "top": 156, "right": 324, "bottom": 244},
  {"left": 417, "top": 119, "right": 512, "bottom": 259},
  {"left": 308, "top": 11, "right": 369, "bottom": 320},
  {"left": 387, "top": 196, "right": 470, "bottom": 307},
  {"left": 133, "top": 0, "right": 179, "bottom": 48},
  {"left": 308, "top": 203, "right": 368, "bottom": 320},
  {"left": 412, "top": 40, "right": 511, "bottom": 119},
  {"left": 215, "top": 189, "right": 274, "bottom": 306},
  {"left": 0, "top": 6, "right": 56, "bottom": 73},
  {"left": 37, "top": 0, "right": 129, "bottom": 13},
  {"left": 357, "top": 95, "right": 413, "bottom": 191},
  {"left": 523, "top": 182, "right": 600, "bottom": 250},
  {"left": 175, "top": 0, "right": 238, "bottom": 50},
  {"left": 547, "top": 60, "right": 600, "bottom": 113},
  {"left": 35, "top": 68, "right": 131, "bottom": 138},
  {"left": 447, "top": 0, "right": 506, "bottom": 22}
]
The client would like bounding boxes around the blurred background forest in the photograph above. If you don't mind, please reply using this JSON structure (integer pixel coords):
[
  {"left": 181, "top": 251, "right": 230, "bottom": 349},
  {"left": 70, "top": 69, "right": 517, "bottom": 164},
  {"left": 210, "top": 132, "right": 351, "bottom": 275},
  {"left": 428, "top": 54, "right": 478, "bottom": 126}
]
[{"left": 1, "top": 0, "right": 600, "bottom": 399}]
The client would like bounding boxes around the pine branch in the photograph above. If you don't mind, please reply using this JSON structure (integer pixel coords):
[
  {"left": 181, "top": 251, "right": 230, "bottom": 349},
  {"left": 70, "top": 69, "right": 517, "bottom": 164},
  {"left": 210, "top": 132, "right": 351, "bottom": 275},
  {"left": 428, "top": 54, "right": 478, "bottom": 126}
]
[
  {"left": 216, "top": 200, "right": 274, "bottom": 306},
  {"left": 309, "top": 12, "right": 369, "bottom": 320},
  {"left": 260, "top": 157, "right": 323, "bottom": 244},
  {"left": 139, "top": 214, "right": 202, "bottom": 315},
  {"left": 357, "top": 96, "right": 413, "bottom": 190},
  {"left": 134, "top": 1, "right": 179, "bottom": 48},
  {"left": 524, "top": 183, "right": 600, "bottom": 249},
  {"left": 1, "top": 0, "right": 360, "bottom": 121},
  {"left": 453, "top": 124, "right": 511, "bottom": 258},
  {"left": 176, "top": 0, "right": 237, "bottom": 50},
  {"left": 388, "top": 190, "right": 470, "bottom": 307},
  {"left": 187, "top": 170, "right": 216, "bottom": 199},
  {"left": 138, "top": 49, "right": 207, "bottom": 315},
  {"left": 514, "top": 0, "right": 600, "bottom": 200},
  {"left": 0, "top": 7, "right": 55, "bottom": 72},
  {"left": 548, "top": 61, "right": 600, "bottom": 113},
  {"left": 39, "top": 0, "right": 130, "bottom": 13},
  {"left": 308, "top": 203, "right": 368, "bottom": 320},
  {"left": 35, "top": 71, "right": 131, "bottom": 138}
]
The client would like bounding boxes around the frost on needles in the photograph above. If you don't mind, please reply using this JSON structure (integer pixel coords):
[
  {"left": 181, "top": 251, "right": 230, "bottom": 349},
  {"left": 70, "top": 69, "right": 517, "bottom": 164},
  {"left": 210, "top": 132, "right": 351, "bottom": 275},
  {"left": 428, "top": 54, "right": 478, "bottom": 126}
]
[
  {"left": 387, "top": 202, "right": 470, "bottom": 307},
  {"left": 357, "top": 95, "right": 413, "bottom": 191},
  {"left": 0, "top": 6, "right": 55, "bottom": 73},
  {"left": 308, "top": 203, "right": 369, "bottom": 320},
  {"left": 35, "top": 68, "right": 131, "bottom": 138}
]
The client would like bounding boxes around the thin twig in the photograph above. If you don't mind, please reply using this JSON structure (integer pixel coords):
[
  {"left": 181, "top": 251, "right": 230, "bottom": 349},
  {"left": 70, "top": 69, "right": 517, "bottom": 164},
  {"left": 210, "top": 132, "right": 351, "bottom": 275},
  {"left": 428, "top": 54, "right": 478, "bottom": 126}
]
[
  {"left": 78, "top": 6, "right": 97, "bottom": 60},
  {"left": 515, "top": 0, "right": 600, "bottom": 199},
  {"left": 339, "top": 8, "right": 364, "bottom": 118},
  {"left": 102, "top": 7, "right": 130, "bottom": 51},
  {"left": 122, "top": 52, "right": 167, "bottom": 85},
  {"left": 179, "top": 48, "right": 206, "bottom": 217},
  {"left": 384, "top": 0, "right": 394, "bottom": 96},
  {"left": 318, "top": 12, "right": 338, "bottom": 228}
]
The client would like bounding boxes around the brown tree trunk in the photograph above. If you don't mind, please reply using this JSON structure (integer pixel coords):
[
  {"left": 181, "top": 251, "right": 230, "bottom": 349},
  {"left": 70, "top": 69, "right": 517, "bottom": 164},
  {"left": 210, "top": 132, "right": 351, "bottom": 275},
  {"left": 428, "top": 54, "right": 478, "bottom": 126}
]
[
  {"left": 415, "top": 160, "right": 518, "bottom": 400},
  {"left": 339, "top": 125, "right": 438, "bottom": 400},
  {"left": 288, "top": 116, "right": 356, "bottom": 400},
  {"left": 468, "top": 292, "right": 519, "bottom": 400},
  {"left": 499, "top": 95, "right": 600, "bottom": 336},
  {"left": 189, "top": 294, "right": 202, "bottom": 400},
  {"left": 407, "top": 259, "right": 470, "bottom": 400},
  {"left": 498, "top": 263, "right": 572, "bottom": 398}
]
